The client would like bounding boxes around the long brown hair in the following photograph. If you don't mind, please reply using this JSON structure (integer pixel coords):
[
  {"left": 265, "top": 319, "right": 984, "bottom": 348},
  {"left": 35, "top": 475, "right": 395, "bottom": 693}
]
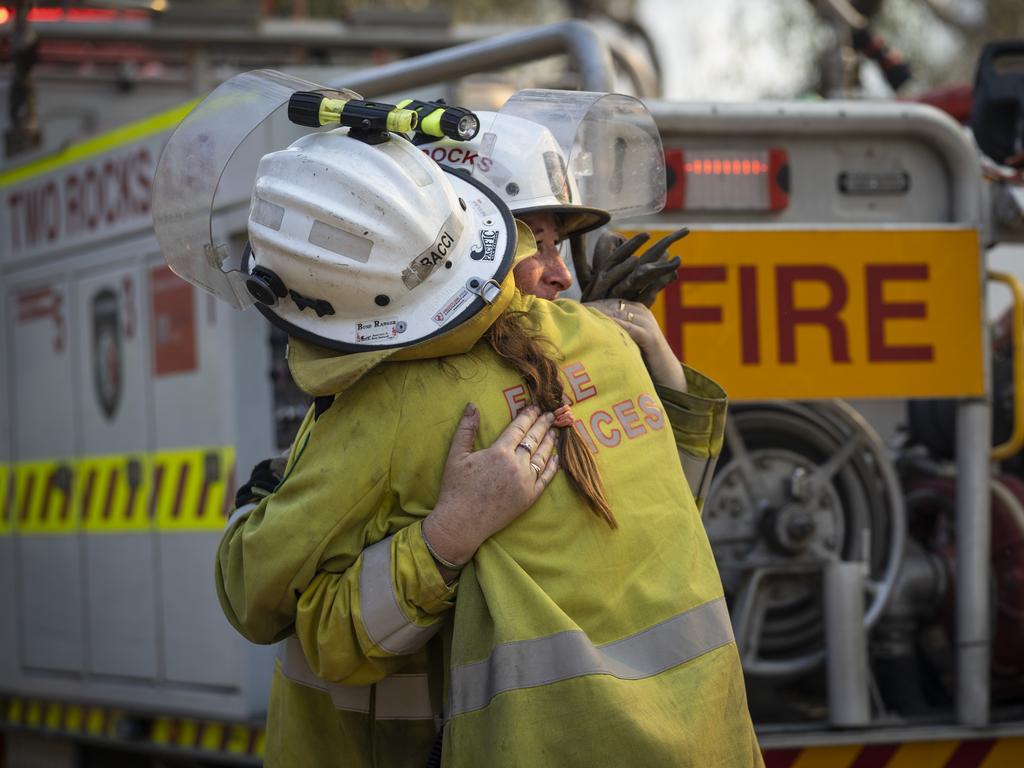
[{"left": 485, "top": 310, "right": 616, "bottom": 529}]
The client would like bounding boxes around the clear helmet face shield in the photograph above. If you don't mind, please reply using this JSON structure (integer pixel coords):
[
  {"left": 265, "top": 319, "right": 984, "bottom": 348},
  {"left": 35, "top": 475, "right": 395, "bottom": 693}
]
[
  {"left": 497, "top": 89, "right": 666, "bottom": 222},
  {"left": 152, "top": 69, "right": 359, "bottom": 308}
]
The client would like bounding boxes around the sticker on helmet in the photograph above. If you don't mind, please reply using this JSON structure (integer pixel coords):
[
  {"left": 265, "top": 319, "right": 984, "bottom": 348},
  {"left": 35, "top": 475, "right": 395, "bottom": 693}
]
[
  {"left": 469, "top": 198, "right": 493, "bottom": 220},
  {"left": 431, "top": 288, "right": 474, "bottom": 327},
  {"left": 421, "top": 146, "right": 493, "bottom": 173},
  {"left": 470, "top": 229, "right": 501, "bottom": 261},
  {"left": 402, "top": 212, "right": 463, "bottom": 290},
  {"left": 543, "top": 150, "right": 572, "bottom": 204},
  {"left": 355, "top": 319, "right": 408, "bottom": 343}
]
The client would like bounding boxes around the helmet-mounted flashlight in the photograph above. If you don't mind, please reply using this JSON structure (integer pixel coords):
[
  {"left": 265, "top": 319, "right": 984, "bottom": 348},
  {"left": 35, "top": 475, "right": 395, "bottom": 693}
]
[
  {"left": 289, "top": 92, "right": 418, "bottom": 134},
  {"left": 397, "top": 99, "right": 481, "bottom": 141},
  {"left": 287, "top": 92, "right": 481, "bottom": 145}
]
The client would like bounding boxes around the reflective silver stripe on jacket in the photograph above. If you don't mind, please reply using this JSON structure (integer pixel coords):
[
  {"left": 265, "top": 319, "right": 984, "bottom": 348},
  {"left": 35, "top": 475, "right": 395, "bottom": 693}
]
[
  {"left": 360, "top": 536, "right": 440, "bottom": 654},
  {"left": 679, "top": 452, "right": 721, "bottom": 512},
  {"left": 277, "top": 637, "right": 432, "bottom": 720},
  {"left": 449, "top": 596, "right": 734, "bottom": 717}
]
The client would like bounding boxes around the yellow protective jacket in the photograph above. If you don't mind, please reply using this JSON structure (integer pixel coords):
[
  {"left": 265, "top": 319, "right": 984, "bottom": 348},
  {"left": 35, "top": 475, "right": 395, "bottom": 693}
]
[{"left": 217, "top": 293, "right": 759, "bottom": 767}]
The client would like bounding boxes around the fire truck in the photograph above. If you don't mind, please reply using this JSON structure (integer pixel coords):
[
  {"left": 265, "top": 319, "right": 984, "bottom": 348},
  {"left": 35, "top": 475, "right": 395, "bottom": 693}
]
[{"left": 2, "top": 7, "right": 1024, "bottom": 767}]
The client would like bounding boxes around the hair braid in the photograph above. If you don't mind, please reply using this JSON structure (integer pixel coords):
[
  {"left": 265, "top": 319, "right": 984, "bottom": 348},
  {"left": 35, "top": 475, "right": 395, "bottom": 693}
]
[{"left": 485, "top": 310, "right": 616, "bottom": 529}]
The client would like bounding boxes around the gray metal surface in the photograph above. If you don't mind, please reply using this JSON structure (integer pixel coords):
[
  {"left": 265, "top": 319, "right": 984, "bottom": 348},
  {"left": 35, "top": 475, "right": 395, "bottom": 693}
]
[
  {"left": 8, "top": 279, "right": 76, "bottom": 461},
  {"left": 157, "top": 533, "right": 241, "bottom": 689},
  {"left": 0, "top": 537, "right": 14, "bottom": 685},
  {"left": 0, "top": 286, "right": 13, "bottom": 689},
  {"left": 956, "top": 400, "right": 992, "bottom": 727},
  {"left": 824, "top": 560, "right": 871, "bottom": 727},
  {"left": 74, "top": 260, "right": 162, "bottom": 680},
  {"left": 7, "top": 273, "right": 85, "bottom": 675},
  {"left": 646, "top": 99, "right": 983, "bottom": 225},
  {"left": 337, "top": 20, "right": 616, "bottom": 96},
  {"left": 17, "top": 536, "right": 86, "bottom": 673},
  {"left": 84, "top": 534, "right": 160, "bottom": 679}
]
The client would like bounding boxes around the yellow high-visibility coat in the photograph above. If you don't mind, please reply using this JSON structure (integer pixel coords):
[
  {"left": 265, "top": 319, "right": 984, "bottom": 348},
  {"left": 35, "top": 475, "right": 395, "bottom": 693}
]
[{"left": 217, "top": 292, "right": 760, "bottom": 767}]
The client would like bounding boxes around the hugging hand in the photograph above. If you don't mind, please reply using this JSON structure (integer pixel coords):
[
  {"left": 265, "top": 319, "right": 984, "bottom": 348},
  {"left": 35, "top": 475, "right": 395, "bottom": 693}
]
[{"left": 423, "top": 404, "right": 559, "bottom": 569}]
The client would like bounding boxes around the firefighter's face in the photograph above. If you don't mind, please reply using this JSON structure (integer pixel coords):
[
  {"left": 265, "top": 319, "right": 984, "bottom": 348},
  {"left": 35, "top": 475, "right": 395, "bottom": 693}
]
[{"left": 513, "top": 212, "right": 572, "bottom": 301}]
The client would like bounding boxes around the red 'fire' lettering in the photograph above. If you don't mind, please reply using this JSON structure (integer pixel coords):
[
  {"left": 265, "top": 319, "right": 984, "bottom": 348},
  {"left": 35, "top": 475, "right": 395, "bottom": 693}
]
[
  {"left": 663, "top": 266, "right": 727, "bottom": 359},
  {"left": 865, "top": 264, "right": 934, "bottom": 362},
  {"left": 776, "top": 265, "right": 851, "bottom": 364},
  {"left": 738, "top": 265, "right": 760, "bottom": 364}
]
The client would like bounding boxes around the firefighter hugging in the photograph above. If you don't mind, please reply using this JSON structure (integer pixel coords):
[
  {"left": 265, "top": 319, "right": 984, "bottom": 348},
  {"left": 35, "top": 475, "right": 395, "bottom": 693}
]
[{"left": 147, "top": 72, "right": 756, "bottom": 766}]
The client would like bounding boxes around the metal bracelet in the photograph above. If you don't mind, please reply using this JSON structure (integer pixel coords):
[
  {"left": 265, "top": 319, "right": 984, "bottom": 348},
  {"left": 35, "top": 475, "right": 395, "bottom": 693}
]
[{"left": 421, "top": 524, "right": 466, "bottom": 571}]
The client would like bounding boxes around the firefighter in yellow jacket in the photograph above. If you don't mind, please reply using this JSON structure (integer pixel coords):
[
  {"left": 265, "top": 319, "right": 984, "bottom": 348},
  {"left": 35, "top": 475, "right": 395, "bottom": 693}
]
[
  {"left": 222, "top": 297, "right": 761, "bottom": 767},
  {"left": 156, "top": 73, "right": 760, "bottom": 766}
]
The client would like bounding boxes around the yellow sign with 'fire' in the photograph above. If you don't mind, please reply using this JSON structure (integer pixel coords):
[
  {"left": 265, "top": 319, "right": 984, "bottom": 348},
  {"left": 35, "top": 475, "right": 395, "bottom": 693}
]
[{"left": 633, "top": 228, "right": 984, "bottom": 401}]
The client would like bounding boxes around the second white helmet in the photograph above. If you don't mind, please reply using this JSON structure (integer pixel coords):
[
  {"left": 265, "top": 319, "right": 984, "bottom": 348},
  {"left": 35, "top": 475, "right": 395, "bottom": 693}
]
[{"left": 417, "top": 112, "right": 610, "bottom": 241}]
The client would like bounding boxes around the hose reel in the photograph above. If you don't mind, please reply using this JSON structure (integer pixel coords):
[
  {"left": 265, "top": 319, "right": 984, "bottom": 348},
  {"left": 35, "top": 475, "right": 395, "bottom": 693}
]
[{"left": 703, "top": 400, "right": 905, "bottom": 676}]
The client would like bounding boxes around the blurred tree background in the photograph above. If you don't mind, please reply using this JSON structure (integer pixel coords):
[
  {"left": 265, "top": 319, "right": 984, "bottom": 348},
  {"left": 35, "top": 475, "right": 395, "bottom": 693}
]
[
  {"left": 875, "top": 0, "right": 1023, "bottom": 85},
  {"left": 75, "top": 0, "right": 1024, "bottom": 99},
  {"left": 256, "top": 0, "right": 555, "bottom": 23},
  {"left": 251, "top": 0, "right": 1021, "bottom": 97}
]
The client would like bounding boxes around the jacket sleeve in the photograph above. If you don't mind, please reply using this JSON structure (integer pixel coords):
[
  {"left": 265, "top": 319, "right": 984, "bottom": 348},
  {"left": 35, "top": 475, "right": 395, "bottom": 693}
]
[
  {"left": 294, "top": 519, "right": 456, "bottom": 685},
  {"left": 214, "top": 369, "right": 456, "bottom": 685},
  {"left": 657, "top": 364, "right": 728, "bottom": 511}
]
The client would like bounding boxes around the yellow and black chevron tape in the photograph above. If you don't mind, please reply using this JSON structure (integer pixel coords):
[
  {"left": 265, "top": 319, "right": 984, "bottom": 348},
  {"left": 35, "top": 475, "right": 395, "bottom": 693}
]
[
  {"left": 3, "top": 697, "right": 122, "bottom": 739},
  {"left": 0, "top": 696, "right": 264, "bottom": 758},
  {"left": 762, "top": 737, "right": 1024, "bottom": 767},
  {"left": 152, "top": 447, "right": 235, "bottom": 533},
  {"left": 12, "top": 460, "right": 76, "bottom": 535},
  {"left": 150, "top": 716, "right": 264, "bottom": 756},
  {"left": 78, "top": 454, "right": 152, "bottom": 533},
  {"left": 0, "top": 446, "right": 235, "bottom": 536}
]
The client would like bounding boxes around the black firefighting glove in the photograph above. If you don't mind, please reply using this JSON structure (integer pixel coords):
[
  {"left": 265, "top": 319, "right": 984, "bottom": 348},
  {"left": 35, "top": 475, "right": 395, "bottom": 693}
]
[
  {"left": 234, "top": 456, "right": 285, "bottom": 508},
  {"left": 576, "top": 227, "right": 690, "bottom": 307}
]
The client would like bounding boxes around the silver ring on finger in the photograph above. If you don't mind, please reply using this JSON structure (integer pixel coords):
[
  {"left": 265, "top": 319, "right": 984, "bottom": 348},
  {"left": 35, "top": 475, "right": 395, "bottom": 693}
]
[
  {"left": 517, "top": 439, "right": 535, "bottom": 454},
  {"left": 618, "top": 299, "right": 627, "bottom": 312},
  {"left": 627, "top": 311, "right": 635, "bottom": 322},
  {"left": 530, "top": 461, "right": 543, "bottom": 477}
]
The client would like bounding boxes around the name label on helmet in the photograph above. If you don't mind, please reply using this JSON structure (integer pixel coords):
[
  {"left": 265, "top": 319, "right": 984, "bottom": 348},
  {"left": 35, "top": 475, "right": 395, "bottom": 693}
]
[
  {"left": 401, "top": 214, "right": 464, "bottom": 290},
  {"left": 421, "top": 146, "right": 494, "bottom": 173}
]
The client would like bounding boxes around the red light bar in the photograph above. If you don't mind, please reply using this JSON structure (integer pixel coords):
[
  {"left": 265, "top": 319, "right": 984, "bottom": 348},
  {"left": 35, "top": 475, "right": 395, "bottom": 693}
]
[
  {"left": 664, "top": 148, "right": 790, "bottom": 212},
  {"left": 0, "top": 7, "right": 148, "bottom": 24}
]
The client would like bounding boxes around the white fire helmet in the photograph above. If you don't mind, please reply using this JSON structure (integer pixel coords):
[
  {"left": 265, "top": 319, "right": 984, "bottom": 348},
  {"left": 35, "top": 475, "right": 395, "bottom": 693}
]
[
  {"left": 417, "top": 112, "right": 610, "bottom": 240},
  {"left": 244, "top": 128, "right": 519, "bottom": 352}
]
